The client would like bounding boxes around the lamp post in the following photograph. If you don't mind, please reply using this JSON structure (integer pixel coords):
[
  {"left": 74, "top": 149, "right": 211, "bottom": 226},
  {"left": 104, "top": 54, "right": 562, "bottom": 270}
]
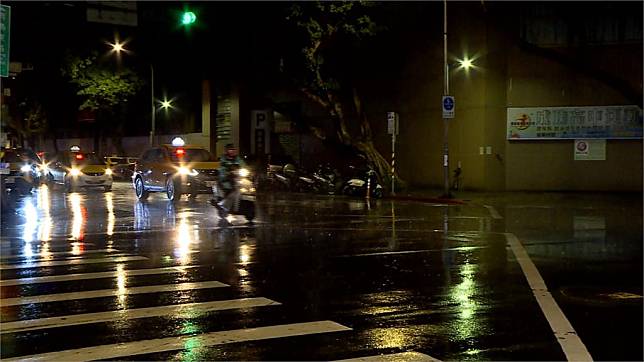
[
  {"left": 442, "top": 0, "right": 450, "bottom": 198},
  {"left": 442, "top": 0, "right": 475, "bottom": 198},
  {"left": 109, "top": 40, "right": 156, "bottom": 145}
]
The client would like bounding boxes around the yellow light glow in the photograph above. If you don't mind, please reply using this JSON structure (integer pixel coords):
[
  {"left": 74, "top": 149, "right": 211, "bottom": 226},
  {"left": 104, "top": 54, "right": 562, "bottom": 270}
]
[
  {"left": 116, "top": 264, "right": 127, "bottom": 309},
  {"left": 112, "top": 41, "right": 124, "bottom": 53},
  {"left": 70, "top": 168, "right": 81, "bottom": 177},
  {"left": 40, "top": 242, "right": 52, "bottom": 260},
  {"left": 174, "top": 213, "right": 194, "bottom": 265},
  {"left": 161, "top": 99, "right": 172, "bottom": 109},
  {"left": 239, "top": 244, "right": 251, "bottom": 264},
  {"left": 105, "top": 168, "right": 113, "bottom": 176},
  {"left": 459, "top": 57, "right": 473, "bottom": 69},
  {"left": 22, "top": 200, "right": 38, "bottom": 243},
  {"left": 70, "top": 193, "right": 85, "bottom": 240},
  {"left": 106, "top": 193, "right": 115, "bottom": 236}
]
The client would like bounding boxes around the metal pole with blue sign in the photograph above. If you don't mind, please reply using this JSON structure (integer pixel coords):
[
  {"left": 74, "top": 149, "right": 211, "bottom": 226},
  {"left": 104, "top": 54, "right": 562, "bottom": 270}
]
[
  {"left": 441, "top": 0, "right": 452, "bottom": 198},
  {"left": 0, "top": 5, "right": 10, "bottom": 78}
]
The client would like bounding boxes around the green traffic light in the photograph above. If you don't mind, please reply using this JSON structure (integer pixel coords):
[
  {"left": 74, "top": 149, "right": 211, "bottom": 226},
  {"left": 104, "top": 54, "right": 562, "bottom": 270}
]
[{"left": 181, "top": 11, "right": 196, "bottom": 25}]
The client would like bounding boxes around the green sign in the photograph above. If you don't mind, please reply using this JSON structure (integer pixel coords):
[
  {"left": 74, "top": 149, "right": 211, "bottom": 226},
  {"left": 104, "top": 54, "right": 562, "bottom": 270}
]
[{"left": 0, "top": 5, "right": 9, "bottom": 78}]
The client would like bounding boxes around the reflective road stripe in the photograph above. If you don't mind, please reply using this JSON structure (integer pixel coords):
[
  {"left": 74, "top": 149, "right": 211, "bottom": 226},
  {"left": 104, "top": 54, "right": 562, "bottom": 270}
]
[
  {"left": 0, "top": 256, "right": 148, "bottom": 270},
  {"left": 0, "top": 249, "right": 119, "bottom": 260},
  {"left": 0, "top": 297, "right": 281, "bottom": 334},
  {"left": 4, "top": 321, "right": 352, "bottom": 362},
  {"left": 506, "top": 233, "right": 593, "bottom": 362},
  {"left": 336, "top": 352, "right": 441, "bottom": 362},
  {"left": 0, "top": 265, "right": 200, "bottom": 287},
  {"left": 0, "top": 280, "right": 228, "bottom": 307}
]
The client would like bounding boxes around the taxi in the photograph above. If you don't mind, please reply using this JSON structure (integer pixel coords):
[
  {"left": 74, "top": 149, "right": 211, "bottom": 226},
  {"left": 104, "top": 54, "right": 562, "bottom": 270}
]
[
  {"left": 0, "top": 147, "right": 43, "bottom": 194},
  {"left": 132, "top": 137, "right": 220, "bottom": 202},
  {"left": 48, "top": 146, "right": 113, "bottom": 192}
]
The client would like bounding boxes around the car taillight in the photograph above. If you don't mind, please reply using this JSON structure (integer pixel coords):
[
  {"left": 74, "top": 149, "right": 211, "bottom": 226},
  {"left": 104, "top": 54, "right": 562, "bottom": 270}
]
[
  {"left": 176, "top": 148, "right": 185, "bottom": 157},
  {"left": 75, "top": 154, "right": 84, "bottom": 160}
]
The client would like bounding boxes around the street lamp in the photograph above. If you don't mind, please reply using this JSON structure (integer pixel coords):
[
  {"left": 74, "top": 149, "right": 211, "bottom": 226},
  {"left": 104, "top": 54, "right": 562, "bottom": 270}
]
[{"left": 109, "top": 41, "right": 156, "bottom": 145}]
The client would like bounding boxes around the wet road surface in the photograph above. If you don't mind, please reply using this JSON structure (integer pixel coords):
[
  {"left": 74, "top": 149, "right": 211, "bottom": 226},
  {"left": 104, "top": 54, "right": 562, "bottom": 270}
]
[{"left": 1, "top": 183, "right": 641, "bottom": 361}]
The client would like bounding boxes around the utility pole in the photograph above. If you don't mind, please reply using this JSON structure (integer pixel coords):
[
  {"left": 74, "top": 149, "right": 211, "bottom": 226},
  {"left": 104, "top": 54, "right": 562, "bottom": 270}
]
[{"left": 442, "top": 0, "right": 452, "bottom": 198}]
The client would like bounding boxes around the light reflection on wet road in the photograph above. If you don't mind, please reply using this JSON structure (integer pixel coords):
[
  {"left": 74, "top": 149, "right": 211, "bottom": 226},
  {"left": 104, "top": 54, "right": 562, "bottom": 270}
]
[{"left": 0, "top": 183, "right": 641, "bottom": 361}]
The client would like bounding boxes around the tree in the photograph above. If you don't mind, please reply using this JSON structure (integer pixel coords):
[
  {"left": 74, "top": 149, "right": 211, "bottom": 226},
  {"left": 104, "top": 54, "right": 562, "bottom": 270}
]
[
  {"left": 61, "top": 52, "right": 143, "bottom": 154},
  {"left": 3, "top": 100, "right": 48, "bottom": 149},
  {"left": 285, "top": 1, "right": 401, "bottom": 187}
]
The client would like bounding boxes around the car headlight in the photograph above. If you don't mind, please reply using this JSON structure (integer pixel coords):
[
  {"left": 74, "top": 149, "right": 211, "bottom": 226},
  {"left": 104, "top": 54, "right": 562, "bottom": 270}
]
[
  {"left": 238, "top": 168, "right": 250, "bottom": 177},
  {"left": 21, "top": 164, "right": 31, "bottom": 172},
  {"left": 178, "top": 167, "right": 199, "bottom": 176},
  {"left": 39, "top": 164, "right": 49, "bottom": 173},
  {"left": 70, "top": 168, "right": 81, "bottom": 177},
  {"left": 105, "top": 169, "right": 113, "bottom": 176}
]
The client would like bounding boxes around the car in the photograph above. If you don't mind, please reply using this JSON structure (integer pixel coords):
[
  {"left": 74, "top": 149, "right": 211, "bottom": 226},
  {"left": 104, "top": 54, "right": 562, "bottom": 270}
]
[
  {"left": 48, "top": 147, "right": 113, "bottom": 192},
  {"left": 0, "top": 147, "right": 43, "bottom": 194},
  {"left": 105, "top": 156, "right": 137, "bottom": 181},
  {"left": 132, "top": 141, "right": 220, "bottom": 202}
]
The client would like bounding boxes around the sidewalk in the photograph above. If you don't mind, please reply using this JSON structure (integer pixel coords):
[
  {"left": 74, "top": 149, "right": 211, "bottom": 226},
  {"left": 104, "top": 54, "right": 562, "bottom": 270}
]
[{"left": 386, "top": 187, "right": 643, "bottom": 208}]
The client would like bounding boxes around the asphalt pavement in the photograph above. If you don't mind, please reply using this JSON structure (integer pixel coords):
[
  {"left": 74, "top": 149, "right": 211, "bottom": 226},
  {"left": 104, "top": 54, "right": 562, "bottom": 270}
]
[{"left": 0, "top": 183, "right": 641, "bottom": 361}]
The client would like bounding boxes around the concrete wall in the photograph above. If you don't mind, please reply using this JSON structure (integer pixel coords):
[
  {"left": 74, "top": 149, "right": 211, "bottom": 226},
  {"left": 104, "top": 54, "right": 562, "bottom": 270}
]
[
  {"left": 377, "top": 2, "right": 642, "bottom": 191},
  {"left": 505, "top": 44, "right": 643, "bottom": 191}
]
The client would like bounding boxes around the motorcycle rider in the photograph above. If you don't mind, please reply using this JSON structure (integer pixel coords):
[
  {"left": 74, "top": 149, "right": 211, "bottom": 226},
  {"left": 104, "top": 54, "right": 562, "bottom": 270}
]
[{"left": 211, "top": 144, "right": 245, "bottom": 216}]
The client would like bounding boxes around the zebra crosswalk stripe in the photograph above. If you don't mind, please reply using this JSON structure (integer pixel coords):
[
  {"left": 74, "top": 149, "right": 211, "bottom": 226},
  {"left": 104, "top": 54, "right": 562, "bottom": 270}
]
[
  {"left": 0, "top": 249, "right": 120, "bottom": 260},
  {"left": 0, "top": 256, "right": 148, "bottom": 270},
  {"left": 0, "top": 280, "right": 228, "bottom": 307},
  {"left": 3, "top": 321, "right": 352, "bottom": 362},
  {"left": 0, "top": 265, "right": 200, "bottom": 287},
  {"left": 0, "top": 297, "right": 281, "bottom": 334}
]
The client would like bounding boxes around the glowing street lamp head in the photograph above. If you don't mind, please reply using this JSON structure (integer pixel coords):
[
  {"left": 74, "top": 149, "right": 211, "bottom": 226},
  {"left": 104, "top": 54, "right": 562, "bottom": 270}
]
[
  {"left": 161, "top": 99, "right": 172, "bottom": 109},
  {"left": 458, "top": 57, "right": 473, "bottom": 70},
  {"left": 112, "top": 42, "right": 124, "bottom": 53}
]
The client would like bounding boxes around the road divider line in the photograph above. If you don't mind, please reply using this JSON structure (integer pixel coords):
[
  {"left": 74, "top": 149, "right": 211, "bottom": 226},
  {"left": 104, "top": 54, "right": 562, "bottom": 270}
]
[
  {"left": 0, "top": 297, "right": 281, "bottom": 334},
  {"left": 0, "top": 265, "right": 201, "bottom": 287},
  {"left": 4, "top": 320, "right": 352, "bottom": 362},
  {"left": 0, "top": 256, "right": 148, "bottom": 270},
  {"left": 335, "top": 352, "right": 441, "bottom": 362},
  {"left": 0, "top": 280, "right": 228, "bottom": 307},
  {"left": 0, "top": 249, "right": 120, "bottom": 260},
  {"left": 337, "top": 245, "right": 486, "bottom": 258},
  {"left": 505, "top": 233, "right": 592, "bottom": 362},
  {"left": 484, "top": 205, "right": 503, "bottom": 219}
]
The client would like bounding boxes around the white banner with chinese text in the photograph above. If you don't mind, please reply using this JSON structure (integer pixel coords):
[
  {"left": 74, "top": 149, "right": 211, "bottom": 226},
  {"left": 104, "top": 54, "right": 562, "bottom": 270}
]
[{"left": 507, "top": 105, "right": 642, "bottom": 140}]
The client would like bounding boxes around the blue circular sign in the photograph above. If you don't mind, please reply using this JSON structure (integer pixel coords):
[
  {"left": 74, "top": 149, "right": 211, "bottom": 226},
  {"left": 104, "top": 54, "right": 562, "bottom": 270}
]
[{"left": 443, "top": 97, "right": 454, "bottom": 111}]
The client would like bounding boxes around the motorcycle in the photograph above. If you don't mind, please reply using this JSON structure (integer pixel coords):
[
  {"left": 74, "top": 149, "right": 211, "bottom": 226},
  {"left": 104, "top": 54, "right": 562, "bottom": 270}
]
[
  {"left": 312, "top": 163, "right": 341, "bottom": 195},
  {"left": 342, "top": 164, "right": 384, "bottom": 199},
  {"left": 210, "top": 165, "right": 256, "bottom": 222}
]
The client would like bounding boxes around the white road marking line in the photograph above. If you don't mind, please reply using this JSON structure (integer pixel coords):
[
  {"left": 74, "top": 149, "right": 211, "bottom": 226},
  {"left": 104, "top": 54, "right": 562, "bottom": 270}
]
[
  {"left": 337, "top": 245, "right": 486, "bottom": 258},
  {"left": 0, "top": 253, "right": 134, "bottom": 265},
  {"left": 4, "top": 320, "right": 352, "bottom": 362},
  {"left": 0, "top": 297, "right": 280, "bottom": 334},
  {"left": 0, "top": 265, "right": 201, "bottom": 287},
  {"left": 0, "top": 256, "right": 148, "bottom": 270},
  {"left": 483, "top": 205, "right": 503, "bottom": 219},
  {"left": 0, "top": 280, "right": 228, "bottom": 307},
  {"left": 505, "top": 233, "right": 593, "bottom": 362},
  {"left": 0, "top": 249, "right": 120, "bottom": 260},
  {"left": 336, "top": 352, "right": 441, "bottom": 362}
]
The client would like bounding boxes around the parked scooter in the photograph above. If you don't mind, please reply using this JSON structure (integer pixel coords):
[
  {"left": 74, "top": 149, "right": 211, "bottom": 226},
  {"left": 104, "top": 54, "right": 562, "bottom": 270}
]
[
  {"left": 312, "top": 163, "right": 341, "bottom": 195},
  {"left": 342, "top": 164, "right": 383, "bottom": 198},
  {"left": 210, "top": 164, "right": 256, "bottom": 222}
]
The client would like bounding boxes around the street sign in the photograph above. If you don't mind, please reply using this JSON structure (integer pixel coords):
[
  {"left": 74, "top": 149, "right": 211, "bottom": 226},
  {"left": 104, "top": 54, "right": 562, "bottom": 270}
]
[
  {"left": 0, "top": 5, "right": 10, "bottom": 78},
  {"left": 387, "top": 111, "right": 399, "bottom": 135},
  {"left": 442, "top": 95, "right": 455, "bottom": 119}
]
